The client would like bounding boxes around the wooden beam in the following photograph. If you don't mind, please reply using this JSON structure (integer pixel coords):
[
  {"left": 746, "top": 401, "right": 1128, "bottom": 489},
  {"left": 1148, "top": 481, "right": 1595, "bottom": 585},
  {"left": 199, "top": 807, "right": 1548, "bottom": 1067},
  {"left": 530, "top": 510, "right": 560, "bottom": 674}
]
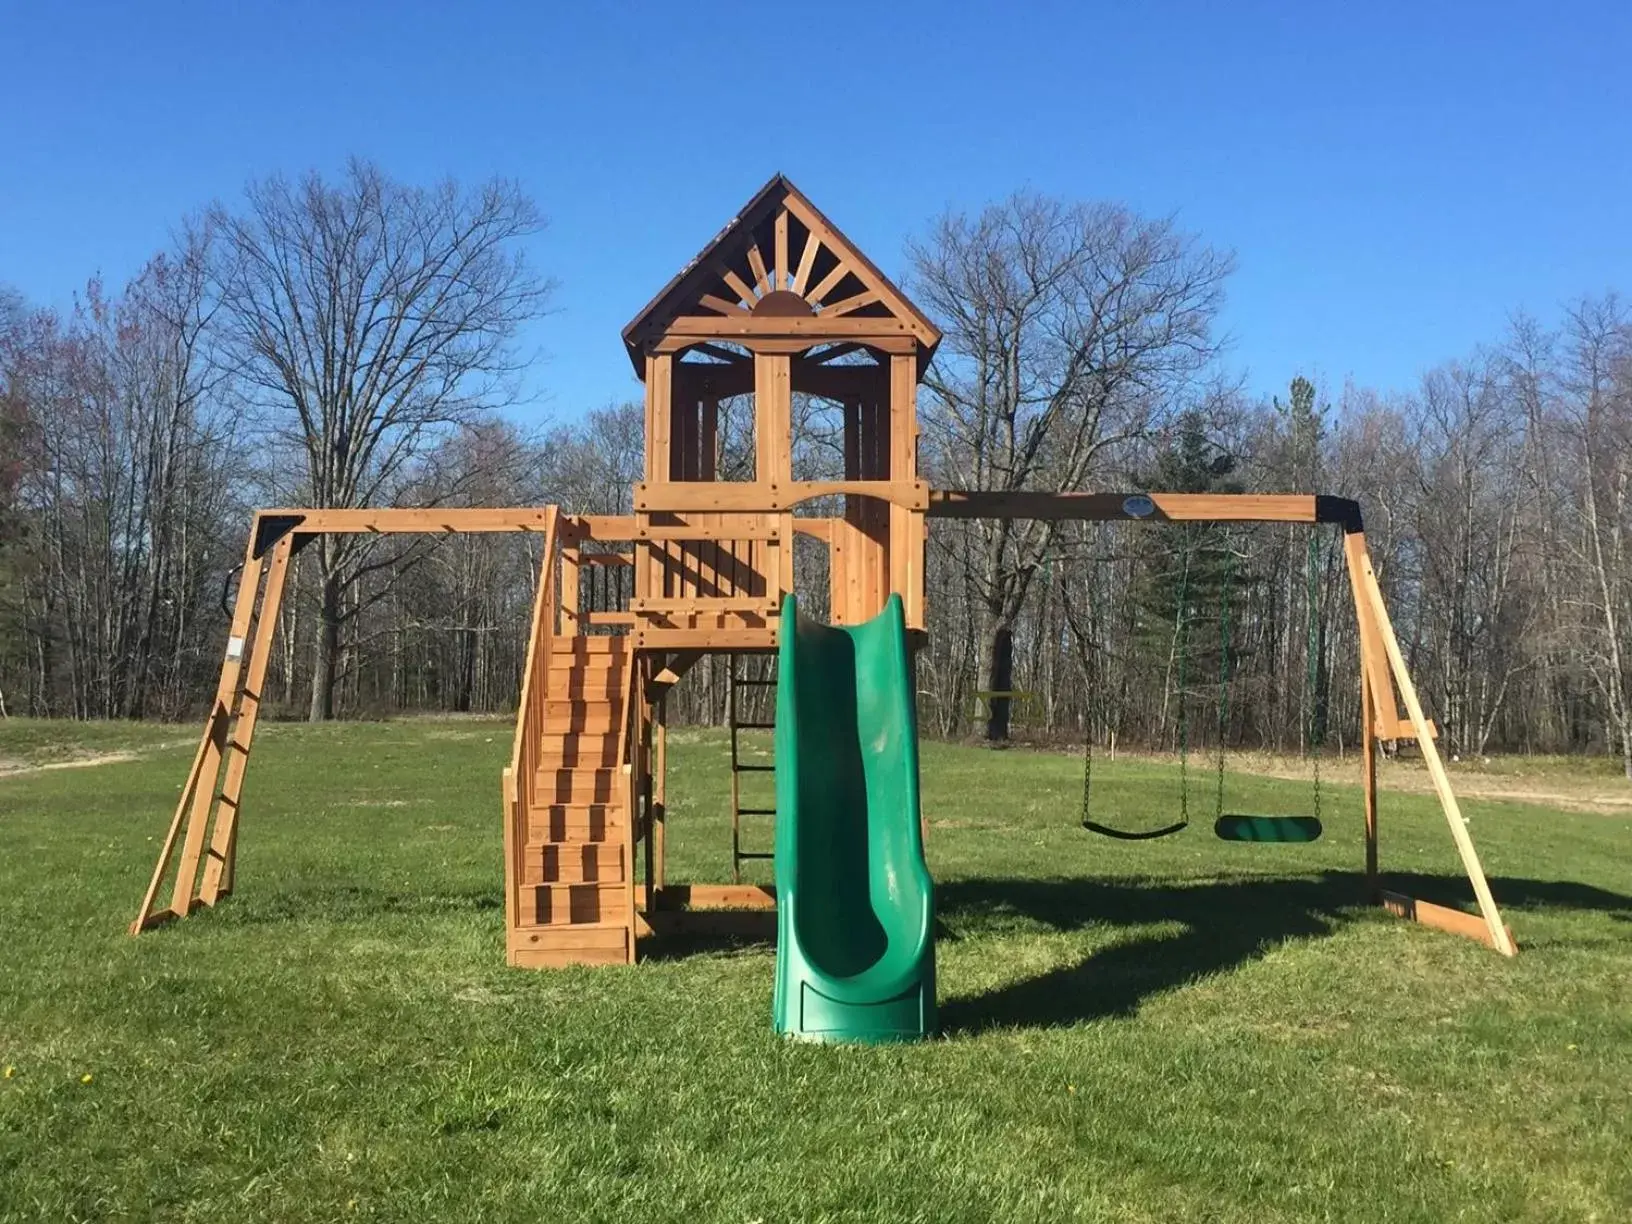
[
  {"left": 632, "top": 627, "right": 779, "bottom": 651},
  {"left": 808, "top": 342, "right": 866, "bottom": 364},
  {"left": 774, "top": 209, "right": 789, "bottom": 290},
  {"left": 567, "top": 515, "right": 637, "bottom": 540},
  {"left": 254, "top": 507, "right": 559, "bottom": 534},
  {"left": 746, "top": 243, "right": 772, "bottom": 295},
  {"left": 714, "top": 263, "right": 758, "bottom": 309},
  {"left": 652, "top": 330, "right": 919, "bottom": 357},
  {"left": 647, "top": 650, "right": 706, "bottom": 698},
  {"left": 698, "top": 293, "right": 748, "bottom": 315},
  {"left": 636, "top": 479, "right": 928, "bottom": 514},
  {"left": 655, "top": 883, "right": 777, "bottom": 911},
  {"left": 660, "top": 314, "right": 915, "bottom": 339},
  {"left": 632, "top": 596, "right": 780, "bottom": 614},
  {"left": 791, "top": 230, "right": 820, "bottom": 295},
  {"left": 1361, "top": 648, "right": 1380, "bottom": 900},
  {"left": 819, "top": 290, "right": 882, "bottom": 317},
  {"left": 791, "top": 519, "right": 834, "bottom": 543},
  {"left": 927, "top": 491, "right": 1322, "bottom": 523},
  {"left": 806, "top": 261, "right": 852, "bottom": 306},
  {"left": 682, "top": 342, "right": 750, "bottom": 364},
  {"left": 1381, "top": 892, "right": 1518, "bottom": 953}
]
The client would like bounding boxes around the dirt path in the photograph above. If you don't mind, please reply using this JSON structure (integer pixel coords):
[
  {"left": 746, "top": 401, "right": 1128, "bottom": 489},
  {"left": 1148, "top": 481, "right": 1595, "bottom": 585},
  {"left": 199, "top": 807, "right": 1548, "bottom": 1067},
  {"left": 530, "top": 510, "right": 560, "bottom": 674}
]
[{"left": 0, "top": 750, "right": 145, "bottom": 777}]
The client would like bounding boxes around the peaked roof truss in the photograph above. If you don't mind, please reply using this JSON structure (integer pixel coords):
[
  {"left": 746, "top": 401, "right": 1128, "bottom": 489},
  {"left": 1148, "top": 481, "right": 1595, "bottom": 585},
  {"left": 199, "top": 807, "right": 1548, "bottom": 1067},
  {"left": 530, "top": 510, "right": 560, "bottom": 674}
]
[{"left": 622, "top": 174, "right": 940, "bottom": 372}]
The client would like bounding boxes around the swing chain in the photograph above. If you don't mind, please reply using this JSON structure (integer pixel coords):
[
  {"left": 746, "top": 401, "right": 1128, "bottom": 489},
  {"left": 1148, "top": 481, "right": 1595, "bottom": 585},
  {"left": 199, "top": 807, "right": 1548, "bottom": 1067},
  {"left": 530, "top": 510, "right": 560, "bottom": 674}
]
[
  {"left": 1307, "top": 531, "right": 1323, "bottom": 826},
  {"left": 1216, "top": 526, "right": 1233, "bottom": 821}
]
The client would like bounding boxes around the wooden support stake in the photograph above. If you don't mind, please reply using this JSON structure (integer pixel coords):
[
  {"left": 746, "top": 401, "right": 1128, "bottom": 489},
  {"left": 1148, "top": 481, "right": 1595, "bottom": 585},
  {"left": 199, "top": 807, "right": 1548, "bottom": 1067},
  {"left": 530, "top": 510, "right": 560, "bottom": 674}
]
[{"left": 1381, "top": 892, "right": 1518, "bottom": 953}]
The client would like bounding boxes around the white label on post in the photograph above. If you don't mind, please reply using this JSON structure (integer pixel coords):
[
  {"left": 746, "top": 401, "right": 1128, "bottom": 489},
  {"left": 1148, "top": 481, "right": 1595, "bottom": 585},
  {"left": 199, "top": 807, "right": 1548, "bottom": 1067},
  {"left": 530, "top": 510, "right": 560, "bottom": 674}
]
[{"left": 226, "top": 636, "right": 246, "bottom": 660}]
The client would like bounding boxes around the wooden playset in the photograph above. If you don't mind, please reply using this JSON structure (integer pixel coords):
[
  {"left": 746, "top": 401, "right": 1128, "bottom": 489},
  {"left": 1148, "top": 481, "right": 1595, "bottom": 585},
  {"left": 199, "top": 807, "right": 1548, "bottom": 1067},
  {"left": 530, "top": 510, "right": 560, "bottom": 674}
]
[{"left": 132, "top": 175, "right": 1517, "bottom": 969}]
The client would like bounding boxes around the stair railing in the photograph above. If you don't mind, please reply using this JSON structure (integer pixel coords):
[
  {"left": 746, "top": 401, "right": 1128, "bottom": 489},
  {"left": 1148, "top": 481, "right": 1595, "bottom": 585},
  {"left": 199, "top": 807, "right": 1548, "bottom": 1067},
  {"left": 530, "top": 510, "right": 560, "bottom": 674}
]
[{"left": 503, "top": 505, "right": 561, "bottom": 934}]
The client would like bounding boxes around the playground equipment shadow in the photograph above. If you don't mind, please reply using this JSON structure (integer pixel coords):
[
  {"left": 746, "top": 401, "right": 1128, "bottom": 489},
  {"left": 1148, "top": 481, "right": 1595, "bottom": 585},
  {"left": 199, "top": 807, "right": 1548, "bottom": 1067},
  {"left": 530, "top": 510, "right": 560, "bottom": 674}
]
[{"left": 939, "top": 871, "right": 1632, "bottom": 1033}]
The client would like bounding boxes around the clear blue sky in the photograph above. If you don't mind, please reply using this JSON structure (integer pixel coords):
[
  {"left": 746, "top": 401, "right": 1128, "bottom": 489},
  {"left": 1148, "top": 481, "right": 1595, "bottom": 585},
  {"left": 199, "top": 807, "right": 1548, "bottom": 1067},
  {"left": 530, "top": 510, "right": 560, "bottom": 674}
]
[{"left": 3, "top": 0, "right": 1628, "bottom": 426}]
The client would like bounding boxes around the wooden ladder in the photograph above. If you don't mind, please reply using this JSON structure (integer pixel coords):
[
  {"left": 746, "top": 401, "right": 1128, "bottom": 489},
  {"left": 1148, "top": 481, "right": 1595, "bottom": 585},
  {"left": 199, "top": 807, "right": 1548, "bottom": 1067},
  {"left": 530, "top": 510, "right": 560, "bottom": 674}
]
[
  {"left": 131, "top": 528, "right": 296, "bottom": 932},
  {"left": 508, "top": 634, "right": 638, "bottom": 967},
  {"left": 728, "top": 658, "right": 777, "bottom": 883}
]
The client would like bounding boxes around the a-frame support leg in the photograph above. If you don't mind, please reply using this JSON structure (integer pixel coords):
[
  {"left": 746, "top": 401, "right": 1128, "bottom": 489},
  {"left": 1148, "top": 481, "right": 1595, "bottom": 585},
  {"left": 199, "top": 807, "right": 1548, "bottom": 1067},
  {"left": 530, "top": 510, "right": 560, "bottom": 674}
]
[
  {"left": 1344, "top": 532, "right": 1517, "bottom": 956},
  {"left": 131, "top": 523, "right": 294, "bottom": 933},
  {"left": 199, "top": 533, "right": 293, "bottom": 903}
]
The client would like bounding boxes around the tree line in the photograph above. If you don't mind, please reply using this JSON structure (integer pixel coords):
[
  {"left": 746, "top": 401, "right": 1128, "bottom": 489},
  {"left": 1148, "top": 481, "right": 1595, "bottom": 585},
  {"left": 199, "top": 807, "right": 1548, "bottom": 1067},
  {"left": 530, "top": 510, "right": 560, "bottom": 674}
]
[{"left": 2, "top": 161, "right": 1628, "bottom": 776}]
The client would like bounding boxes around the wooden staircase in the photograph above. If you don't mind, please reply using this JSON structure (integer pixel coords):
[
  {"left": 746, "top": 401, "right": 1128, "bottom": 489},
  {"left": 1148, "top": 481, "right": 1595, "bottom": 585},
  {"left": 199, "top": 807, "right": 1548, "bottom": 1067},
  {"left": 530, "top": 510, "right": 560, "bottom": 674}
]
[{"left": 508, "top": 635, "right": 638, "bottom": 967}]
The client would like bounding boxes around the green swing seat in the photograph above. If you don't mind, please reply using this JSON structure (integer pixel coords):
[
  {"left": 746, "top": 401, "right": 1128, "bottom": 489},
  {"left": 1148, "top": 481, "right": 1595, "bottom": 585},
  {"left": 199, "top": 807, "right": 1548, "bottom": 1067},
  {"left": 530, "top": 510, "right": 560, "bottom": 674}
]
[{"left": 1213, "top": 814, "right": 1323, "bottom": 843}]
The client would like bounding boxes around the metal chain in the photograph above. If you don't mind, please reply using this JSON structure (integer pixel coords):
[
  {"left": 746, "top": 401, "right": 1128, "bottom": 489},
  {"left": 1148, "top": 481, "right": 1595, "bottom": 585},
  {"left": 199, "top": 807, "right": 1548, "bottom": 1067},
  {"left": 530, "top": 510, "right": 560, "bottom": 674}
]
[
  {"left": 1175, "top": 528, "right": 1194, "bottom": 824},
  {"left": 1307, "top": 531, "right": 1323, "bottom": 825},
  {"left": 1217, "top": 527, "right": 1234, "bottom": 821}
]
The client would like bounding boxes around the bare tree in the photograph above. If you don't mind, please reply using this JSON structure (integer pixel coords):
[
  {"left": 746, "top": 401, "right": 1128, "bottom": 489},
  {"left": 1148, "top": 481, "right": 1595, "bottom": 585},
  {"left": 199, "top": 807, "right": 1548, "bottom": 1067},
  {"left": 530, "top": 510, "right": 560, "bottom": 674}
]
[
  {"left": 1559, "top": 296, "right": 1632, "bottom": 777},
  {"left": 209, "top": 159, "right": 551, "bottom": 719},
  {"left": 908, "top": 192, "right": 1232, "bottom": 739}
]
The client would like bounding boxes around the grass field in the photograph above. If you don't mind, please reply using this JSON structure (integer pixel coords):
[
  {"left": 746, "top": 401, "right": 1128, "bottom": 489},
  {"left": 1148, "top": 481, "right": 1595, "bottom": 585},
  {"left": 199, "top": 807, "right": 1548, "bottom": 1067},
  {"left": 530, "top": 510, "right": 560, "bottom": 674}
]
[{"left": 1, "top": 717, "right": 1629, "bottom": 1223}]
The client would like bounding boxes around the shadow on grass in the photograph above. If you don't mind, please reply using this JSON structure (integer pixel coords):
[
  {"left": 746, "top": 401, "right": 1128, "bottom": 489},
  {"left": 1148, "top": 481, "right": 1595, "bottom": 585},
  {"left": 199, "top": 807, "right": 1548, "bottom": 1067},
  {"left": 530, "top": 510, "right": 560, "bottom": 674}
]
[
  {"left": 215, "top": 882, "right": 504, "bottom": 925},
  {"left": 937, "top": 871, "right": 1632, "bottom": 1034}
]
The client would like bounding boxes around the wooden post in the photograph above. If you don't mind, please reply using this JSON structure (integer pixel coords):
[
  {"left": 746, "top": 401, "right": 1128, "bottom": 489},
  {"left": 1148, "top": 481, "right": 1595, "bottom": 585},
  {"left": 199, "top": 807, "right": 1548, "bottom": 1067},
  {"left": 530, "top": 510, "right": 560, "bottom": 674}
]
[
  {"left": 653, "top": 701, "right": 668, "bottom": 893},
  {"left": 559, "top": 523, "right": 581, "bottom": 636},
  {"left": 1344, "top": 529, "right": 1384, "bottom": 902},
  {"left": 1361, "top": 651, "right": 1379, "bottom": 899},
  {"left": 888, "top": 353, "right": 921, "bottom": 627},
  {"left": 1351, "top": 538, "right": 1516, "bottom": 956},
  {"left": 642, "top": 352, "right": 673, "bottom": 614},
  {"left": 756, "top": 353, "right": 793, "bottom": 602}
]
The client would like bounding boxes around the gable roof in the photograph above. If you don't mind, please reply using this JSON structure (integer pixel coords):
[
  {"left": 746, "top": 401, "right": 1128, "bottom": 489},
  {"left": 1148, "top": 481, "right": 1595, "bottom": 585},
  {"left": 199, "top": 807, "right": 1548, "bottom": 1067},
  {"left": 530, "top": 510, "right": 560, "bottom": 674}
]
[{"left": 620, "top": 173, "right": 941, "bottom": 373}]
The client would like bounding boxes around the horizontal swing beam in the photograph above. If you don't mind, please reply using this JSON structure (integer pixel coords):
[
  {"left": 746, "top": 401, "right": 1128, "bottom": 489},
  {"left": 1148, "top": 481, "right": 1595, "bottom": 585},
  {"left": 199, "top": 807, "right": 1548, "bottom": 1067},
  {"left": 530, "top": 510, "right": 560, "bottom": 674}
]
[{"left": 926, "top": 491, "right": 1362, "bottom": 528}]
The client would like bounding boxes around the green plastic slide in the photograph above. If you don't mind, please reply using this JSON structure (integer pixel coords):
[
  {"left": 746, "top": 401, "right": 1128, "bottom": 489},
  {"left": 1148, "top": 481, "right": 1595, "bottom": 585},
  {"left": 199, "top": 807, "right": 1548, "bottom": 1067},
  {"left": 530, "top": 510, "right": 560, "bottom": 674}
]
[{"left": 772, "top": 593, "right": 937, "bottom": 1043}]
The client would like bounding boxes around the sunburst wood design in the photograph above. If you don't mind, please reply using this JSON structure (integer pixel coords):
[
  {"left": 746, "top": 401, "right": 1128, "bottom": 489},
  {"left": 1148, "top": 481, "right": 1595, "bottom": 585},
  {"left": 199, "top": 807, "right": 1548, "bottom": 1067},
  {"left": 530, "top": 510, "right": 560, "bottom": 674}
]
[
  {"left": 695, "top": 203, "right": 877, "bottom": 319},
  {"left": 621, "top": 174, "right": 941, "bottom": 370}
]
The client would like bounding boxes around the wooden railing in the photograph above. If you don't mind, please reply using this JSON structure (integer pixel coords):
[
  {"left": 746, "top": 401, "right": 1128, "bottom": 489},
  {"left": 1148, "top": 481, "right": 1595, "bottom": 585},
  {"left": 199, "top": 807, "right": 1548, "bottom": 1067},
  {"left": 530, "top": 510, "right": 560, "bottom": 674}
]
[
  {"left": 503, "top": 505, "right": 560, "bottom": 934},
  {"left": 615, "top": 637, "right": 646, "bottom": 939}
]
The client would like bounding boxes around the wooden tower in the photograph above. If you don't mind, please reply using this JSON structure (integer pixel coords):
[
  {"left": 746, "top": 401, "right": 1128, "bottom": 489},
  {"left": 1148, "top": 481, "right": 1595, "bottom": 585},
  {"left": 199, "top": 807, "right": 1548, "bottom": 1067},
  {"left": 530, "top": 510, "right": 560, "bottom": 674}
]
[
  {"left": 622, "top": 173, "right": 941, "bottom": 643},
  {"left": 503, "top": 175, "right": 944, "bottom": 964}
]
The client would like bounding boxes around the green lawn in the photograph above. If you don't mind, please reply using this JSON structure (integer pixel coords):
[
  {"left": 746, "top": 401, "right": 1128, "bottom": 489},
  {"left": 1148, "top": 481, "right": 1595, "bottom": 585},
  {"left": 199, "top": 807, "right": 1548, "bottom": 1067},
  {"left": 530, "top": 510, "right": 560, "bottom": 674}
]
[{"left": 1, "top": 718, "right": 1629, "bottom": 1223}]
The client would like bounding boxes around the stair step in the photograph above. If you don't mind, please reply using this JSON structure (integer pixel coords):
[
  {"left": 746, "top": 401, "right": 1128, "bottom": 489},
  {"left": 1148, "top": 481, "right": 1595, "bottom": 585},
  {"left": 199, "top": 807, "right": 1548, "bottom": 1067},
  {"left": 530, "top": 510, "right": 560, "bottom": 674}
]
[
  {"left": 524, "top": 880, "right": 629, "bottom": 926},
  {"left": 545, "top": 685, "right": 626, "bottom": 705},
  {"left": 509, "top": 920, "right": 632, "bottom": 968},
  {"left": 548, "top": 662, "right": 623, "bottom": 682},
  {"left": 538, "top": 742, "right": 623, "bottom": 768},
  {"left": 535, "top": 767, "right": 624, "bottom": 804},
  {"left": 545, "top": 697, "right": 620, "bottom": 719},
  {"left": 527, "top": 803, "right": 623, "bottom": 842},
  {"left": 550, "top": 636, "right": 624, "bottom": 654},
  {"left": 521, "top": 841, "right": 625, "bottom": 885}
]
